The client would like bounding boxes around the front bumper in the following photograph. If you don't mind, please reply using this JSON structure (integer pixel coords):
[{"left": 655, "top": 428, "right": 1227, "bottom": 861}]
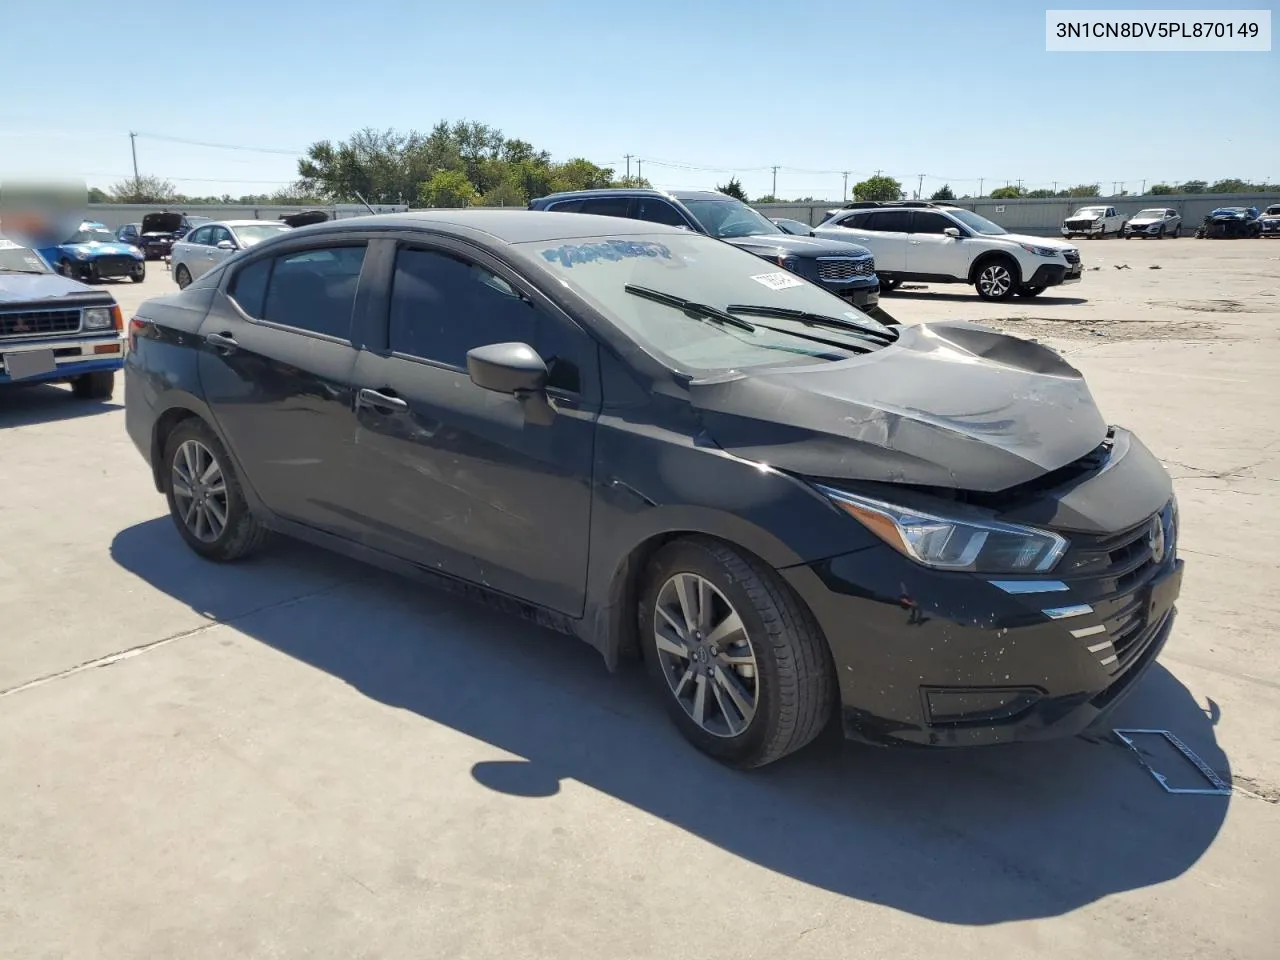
[
  {"left": 781, "top": 503, "right": 1182, "bottom": 747},
  {"left": 1027, "top": 262, "right": 1082, "bottom": 287},
  {"left": 1062, "top": 223, "right": 1103, "bottom": 235},
  {"left": 0, "top": 334, "right": 126, "bottom": 384},
  {"left": 834, "top": 280, "right": 880, "bottom": 310}
]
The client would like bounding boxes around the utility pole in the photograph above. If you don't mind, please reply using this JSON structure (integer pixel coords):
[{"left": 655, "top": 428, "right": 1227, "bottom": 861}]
[
  {"left": 917, "top": 173, "right": 925, "bottom": 200},
  {"left": 129, "top": 131, "right": 140, "bottom": 189},
  {"left": 978, "top": 177, "right": 984, "bottom": 196},
  {"left": 771, "top": 165, "right": 778, "bottom": 198},
  {"left": 624, "top": 154, "right": 633, "bottom": 180},
  {"left": 1052, "top": 181, "right": 1058, "bottom": 193},
  {"left": 842, "top": 171, "right": 849, "bottom": 201},
  {"left": 1140, "top": 179, "right": 1146, "bottom": 194},
  {"left": 1016, "top": 178, "right": 1023, "bottom": 193},
  {"left": 636, "top": 159, "right": 642, "bottom": 183}
]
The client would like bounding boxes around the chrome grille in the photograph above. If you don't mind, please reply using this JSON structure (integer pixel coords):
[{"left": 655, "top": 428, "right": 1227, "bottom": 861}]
[
  {"left": 816, "top": 257, "right": 875, "bottom": 282},
  {"left": 0, "top": 308, "right": 82, "bottom": 339}
]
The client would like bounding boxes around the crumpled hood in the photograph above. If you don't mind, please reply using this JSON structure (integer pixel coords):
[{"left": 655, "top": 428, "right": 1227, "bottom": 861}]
[
  {"left": 141, "top": 212, "right": 183, "bottom": 235},
  {"left": 687, "top": 321, "right": 1107, "bottom": 493},
  {"left": 1066, "top": 211, "right": 1106, "bottom": 221},
  {"left": 724, "top": 233, "right": 873, "bottom": 259},
  {"left": 0, "top": 272, "right": 101, "bottom": 302}
]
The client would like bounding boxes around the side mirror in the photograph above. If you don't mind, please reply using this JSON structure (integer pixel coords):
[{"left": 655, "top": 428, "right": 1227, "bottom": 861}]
[
  {"left": 216, "top": 239, "right": 236, "bottom": 251},
  {"left": 944, "top": 227, "right": 961, "bottom": 238},
  {"left": 466, "top": 342, "right": 556, "bottom": 425}
]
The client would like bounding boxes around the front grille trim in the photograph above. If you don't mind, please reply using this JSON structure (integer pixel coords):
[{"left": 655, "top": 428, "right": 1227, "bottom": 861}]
[
  {"left": 0, "top": 307, "right": 83, "bottom": 340},
  {"left": 816, "top": 256, "right": 876, "bottom": 282}
]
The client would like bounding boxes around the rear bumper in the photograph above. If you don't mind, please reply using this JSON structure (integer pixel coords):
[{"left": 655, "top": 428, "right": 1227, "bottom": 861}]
[
  {"left": 0, "top": 335, "right": 125, "bottom": 384},
  {"left": 779, "top": 503, "right": 1183, "bottom": 748}
]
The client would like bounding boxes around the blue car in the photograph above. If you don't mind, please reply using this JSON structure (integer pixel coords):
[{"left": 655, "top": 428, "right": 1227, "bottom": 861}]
[
  {"left": 0, "top": 235, "right": 124, "bottom": 399},
  {"left": 37, "top": 220, "right": 146, "bottom": 283}
]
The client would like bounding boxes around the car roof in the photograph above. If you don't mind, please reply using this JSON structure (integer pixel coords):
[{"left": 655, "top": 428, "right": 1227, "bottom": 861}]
[
  {"left": 535, "top": 187, "right": 732, "bottom": 204},
  {"left": 283, "top": 209, "right": 689, "bottom": 245},
  {"left": 212, "top": 220, "right": 293, "bottom": 228}
]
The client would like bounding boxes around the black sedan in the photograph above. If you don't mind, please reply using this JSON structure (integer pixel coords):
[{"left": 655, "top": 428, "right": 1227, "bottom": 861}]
[{"left": 124, "top": 211, "right": 1184, "bottom": 767}]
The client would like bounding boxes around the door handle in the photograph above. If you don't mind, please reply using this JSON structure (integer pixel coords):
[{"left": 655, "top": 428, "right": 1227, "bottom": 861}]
[
  {"left": 357, "top": 387, "right": 409, "bottom": 412},
  {"left": 909, "top": 240, "right": 922, "bottom": 244},
  {"left": 205, "top": 332, "right": 238, "bottom": 351}
]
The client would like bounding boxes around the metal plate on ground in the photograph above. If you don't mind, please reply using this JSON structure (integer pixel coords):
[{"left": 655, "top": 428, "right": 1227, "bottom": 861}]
[
  {"left": 3, "top": 349, "right": 57, "bottom": 381},
  {"left": 1113, "top": 728, "right": 1232, "bottom": 796}
]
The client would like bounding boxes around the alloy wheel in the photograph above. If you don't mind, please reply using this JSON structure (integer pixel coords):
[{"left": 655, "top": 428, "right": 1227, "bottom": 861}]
[
  {"left": 653, "top": 573, "right": 759, "bottom": 738},
  {"left": 171, "top": 439, "right": 228, "bottom": 543},
  {"left": 978, "top": 263, "right": 1013, "bottom": 298}
]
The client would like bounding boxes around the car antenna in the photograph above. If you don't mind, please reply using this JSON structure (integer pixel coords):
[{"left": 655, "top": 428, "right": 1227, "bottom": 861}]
[{"left": 352, "top": 191, "right": 376, "bottom": 215}]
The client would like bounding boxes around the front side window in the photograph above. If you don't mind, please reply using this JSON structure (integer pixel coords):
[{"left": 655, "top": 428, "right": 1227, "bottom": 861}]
[
  {"left": 187, "top": 226, "right": 212, "bottom": 246},
  {"left": 910, "top": 212, "right": 956, "bottom": 234},
  {"left": 633, "top": 198, "right": 689, "bottom": 228},
  {"left": 208, "top": 226, "right": 233, "bottom": 247},
  {"left": 835, "top": 213, "right": 871, "bottom": 229},
  {"left": 680, "top": 198, "right": 782, "bottom": 239},
  {"left": 520, "top": 232, "right": 892, "bottom": 375},
  {"left": 388, "top": 246, "right": 583, "bottom": 392},
  {"left": 578, "top": 197, "right": 631, "bottom": 218}
]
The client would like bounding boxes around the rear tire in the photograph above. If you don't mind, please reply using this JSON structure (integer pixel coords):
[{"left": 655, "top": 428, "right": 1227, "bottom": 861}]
[
  {"left": 974, "top": 257, "right": 1019, "bottom": 301},
  {"left": 162, "top": 419, "right": 268, "bottom": 562},
  {"left": 70, "top": 371, "right": 115, "bottom": 401},
  {"left": 639, "top": 537, "right": 834, "bottom": 768},
  {"left": 174, "top": 264, "right": 192, "bottom": 289}
]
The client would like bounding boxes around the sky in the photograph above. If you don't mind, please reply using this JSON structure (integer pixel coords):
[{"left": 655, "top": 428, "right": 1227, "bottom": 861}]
[{"left": 2, "top": 0, "right": 1277, "bottom": 201}]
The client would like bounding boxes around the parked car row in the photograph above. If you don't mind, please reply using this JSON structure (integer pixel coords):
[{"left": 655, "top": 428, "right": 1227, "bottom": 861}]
[
  {"left": 116, "top": 212, "right": 211, "bottom": 260},
  {"left": 119, "top": 208, "right": 1183, "bottom": 769}
]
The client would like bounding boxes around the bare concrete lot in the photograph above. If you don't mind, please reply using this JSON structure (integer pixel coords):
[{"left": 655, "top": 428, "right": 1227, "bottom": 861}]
[{"left": 2, "top": 239, "right": 1278, "bottom": 959}]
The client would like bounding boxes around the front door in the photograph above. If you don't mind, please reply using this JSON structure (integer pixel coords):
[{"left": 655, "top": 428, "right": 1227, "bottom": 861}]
[
  {"left": 197, "top": 241, "right": 370, "bottom": 537},
  {"left": 350, "top": 239, "right": 600, "bottom": 616},
  {"left": 905, "top": 210, "right": 968, "bottom": 277}
]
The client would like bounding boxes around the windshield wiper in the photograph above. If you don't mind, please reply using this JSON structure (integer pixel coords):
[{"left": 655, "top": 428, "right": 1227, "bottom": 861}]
[
  {"left": 625, "top": 284, "right": 756, "bottom": 332},
  {"left": 724, "top": 304, "right": 897, "bottom": 344}
]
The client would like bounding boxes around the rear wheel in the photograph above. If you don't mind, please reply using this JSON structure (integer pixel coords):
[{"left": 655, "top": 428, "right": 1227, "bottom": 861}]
[
  {"left": 1171, "top": 224, "right": 1181, "bottom": 238},
  {"left": 163, "top": 419, "right": 268, "bottom": 562},
  {"left": 975, "top": 258, "right": 1019, "bottom": 300},
  {"left": 70, "top": 371, "right": 115, "bottom": 400},
  {"left": 639, "top": 537, "right": 834, "bottom": 768},
  {"left": 174, "top": 264, "right": 192, "bottom": 289}
]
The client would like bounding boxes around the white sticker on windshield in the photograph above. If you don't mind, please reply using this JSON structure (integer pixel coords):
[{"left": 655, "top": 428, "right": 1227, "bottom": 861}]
[{"left": 750, "top": 271, "right": 804, "bottom": 291}]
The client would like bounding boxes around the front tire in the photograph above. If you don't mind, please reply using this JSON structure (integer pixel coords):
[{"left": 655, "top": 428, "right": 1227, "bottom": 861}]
[
  {"left": 174, "top": 264, "right": 192, "bottom": 289},
  {"left": 1171, "top": 225, "right": 1181, "bottom": 238},
  {"left": 131, "top": 262, "right": 146, "bottom": 282},
  {"left": 975, "top": 258, "right": 1019, "bottom": 300},
  {"left": 639, "top": 537, "right": 834, "bottom": 768},
  {"left": 1017, "top": 285, "right": 1046, "bottom": 297},
  {"left": 878, "top": 278, "right": 900, "bottom": 295},
  {"left": 70, "top": 371, "right": 114, "bottom": 400},
  {"left": 163, "top": 419, "right": 268, "bottom": 562}
]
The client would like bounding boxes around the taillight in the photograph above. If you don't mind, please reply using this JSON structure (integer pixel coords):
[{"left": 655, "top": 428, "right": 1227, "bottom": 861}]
[{"left": 128, "top": 316, "right": 145, "bottom": 351}]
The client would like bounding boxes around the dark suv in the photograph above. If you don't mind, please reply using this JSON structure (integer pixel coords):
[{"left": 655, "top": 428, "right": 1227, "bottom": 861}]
[{"left": 530, "top": 189, "right": 881, "bottom": 314}]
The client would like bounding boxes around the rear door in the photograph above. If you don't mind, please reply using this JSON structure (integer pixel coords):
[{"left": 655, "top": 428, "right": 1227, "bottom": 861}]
[
  {"left": 198, "top": 239, "right": 371, "bottom": 537},
  {"left": 348, "top": 236, "right": 600, "bottom": 615},
  {"left": 830, "top": 210, "right": 908, "bottom": 272}
]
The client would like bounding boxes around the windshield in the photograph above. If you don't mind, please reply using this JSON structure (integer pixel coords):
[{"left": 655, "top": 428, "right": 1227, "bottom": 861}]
[
  {"left": 1074, "top": 207, "right": 1106, "bottom": 218},
  {"left": 1267, "top": 206, "right": 1280, "bottom": 215},
  {"left": 65, "top": 225, "right": 117, "bottom": 244},
  {"left": 232, "top": 223, "right": 293, "bottom": 246},
  {"left": 681, "top": 198, "right": 783, "bottom": 239},
  {"left": 0, "top": 237, "right": 51, "bottom": 273},
  {"left": 519, "top": 232, "right": 891, "bottom": 374},
  {"left": 948, "top": 209, "right": 1007, "bottom": 235},
  {"left": 1136, "top": 209, "right": 1168, "bottom": 218}
]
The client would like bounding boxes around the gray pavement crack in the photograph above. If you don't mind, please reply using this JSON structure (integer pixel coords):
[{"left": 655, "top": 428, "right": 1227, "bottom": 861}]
[{"left": 0, "top": 575, "right": 369, "bottom": 700}]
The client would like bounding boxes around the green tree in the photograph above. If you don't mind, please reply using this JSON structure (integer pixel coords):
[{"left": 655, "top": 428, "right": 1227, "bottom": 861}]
[
  {"left": 479, "top": 181, "right": 526, "bottom": 207},
  {"left": 611, "top": 176, "right": 653, "bottom": 189},
  {"left": 851, "top": 174, "right": 902, "bottom": 202},
  {"left": 716, "top": 177, "right": 747, "bottom": 201},
  {"left": 548, "top": 158, "right": 616, "bottom": 192},
  {"left": 87, "top": 186, "right": 110, "bottom": 203},
  {"left": 1177, "top": 180, "right": 1207, "bottom": 194},
  {"left": 1065, "top": 183, "right": 1101, "bottom": 198},
  {"left": 929, "top": 183, "right": 955, "bottom": 202},
  {"left": 110, "top": 174, "right": 177, "bottom": 204},
  {"left": 1149, "top": 183, "right": 1175, "bottom": 195},
  {"left": 1209, "top": 178, "right": 1249, "bottom": 194},
  {"left": 1025, "top": 188, "right": 1056, "bottom": 199},
  {"left": 754, "top": 194, "right": 779, "bottom": 204},
  {"left": 989, "top": 185, "right": 1023, "bottom": 200},
  {"left": 418, "top": 169, "right": 478, "bottom": 208}
]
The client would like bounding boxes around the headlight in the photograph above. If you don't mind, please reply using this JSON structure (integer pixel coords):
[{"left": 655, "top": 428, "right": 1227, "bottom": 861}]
[
  {"left": 776, "top": 254, "right": 800, "bottom": 273},
  {"left": 74, "top": 248, "right": 90, "bottom": 260},
  {"left": 83, "top": 307, "right": 113, "bottom": 330},
  {"left": 816, "top": 486, "right": 1069, "bottom": 573},
  {"left": 1018, "top": 243, "right": 1062, "bottom": 258}
]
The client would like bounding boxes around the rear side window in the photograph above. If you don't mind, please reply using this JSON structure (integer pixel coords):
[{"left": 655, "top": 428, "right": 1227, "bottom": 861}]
[
  {"left": 229, "top": 244, "right": 366, "bottom": 341},
  {"left": 547, "top": 199, "right": 584, "bottom": 213},
  {"left": 578, "top": 197, "right": 631, "bottom": 217},
  {"left": 868, "top": 211, "right": 912, "bottom": 232}
]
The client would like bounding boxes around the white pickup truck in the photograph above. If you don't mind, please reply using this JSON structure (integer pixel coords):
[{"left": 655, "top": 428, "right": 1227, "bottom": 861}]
[{"left": 1061, "top": 205, "right": 1127, "bottom": 239}]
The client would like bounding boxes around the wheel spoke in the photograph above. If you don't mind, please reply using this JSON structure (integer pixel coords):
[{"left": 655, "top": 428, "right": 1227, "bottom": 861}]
[
  {"left": 200, "top": 460, "right": 222, "bottom": 485},
  {"left": 182, "top": 442, "right": 199, "bottom": 483},
  {"left": 713, "top": 666, "right": 755, "bottom": 723},
  {"left": 673, "top": 575, "right": 699, "bottom": 634},
  {"left": 691, "top": 673, "right": 708, "bottom": 727},
  {"left": 180, "top": 497, "right": 197, "bottom": 525},
  {"left": 710, "top": 681, "right": 742, "bottom": 736},
  {"left": 205, "top": 496, "right": 227, "bottom": 531},
  {"left": 705, "top": 609, "right": 744, "bottom": 649},
  {"left": 193, "top": 504, "right": 207, "bottom": 540},
  {"left": 654, "top": 624, "right": 689, "bottom": 659},
  {"left": 656, "top": 604, "right": 687, "bottom": 641},
  {"left": 673, "top": 665, "right": 695, "bottom": 698},
  {"left": 171, "top": 478, "right": 193, "bottom": 499},
  {"left": 715, "top": 645, "right": 754, "bottom": 667}
]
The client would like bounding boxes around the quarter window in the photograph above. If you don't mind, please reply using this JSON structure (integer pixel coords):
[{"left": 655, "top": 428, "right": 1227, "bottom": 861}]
[{"left": 388, "top": 246, "right": 583, "bottom": 393}]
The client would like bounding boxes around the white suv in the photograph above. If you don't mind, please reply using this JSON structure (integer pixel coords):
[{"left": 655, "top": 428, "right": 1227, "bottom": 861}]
[{"left": 814, "top": 202, "right": 1082, "bottom": 301}]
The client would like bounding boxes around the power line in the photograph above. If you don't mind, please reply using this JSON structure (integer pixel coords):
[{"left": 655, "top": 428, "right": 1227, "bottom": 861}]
[{"left": 132, "top": 131, "right": 306, "bottom": 156}]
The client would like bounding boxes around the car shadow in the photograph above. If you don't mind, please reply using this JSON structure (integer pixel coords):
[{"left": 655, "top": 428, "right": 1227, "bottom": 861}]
[
  {"left": 0, "top": 382, "right": 120, "bottom": 427},
  {"left": 111, "top": 517, "right": 1230, "bottom": 926},
  {"left": 887, "top": 290, "right": 1089, "bottom": 306}
]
